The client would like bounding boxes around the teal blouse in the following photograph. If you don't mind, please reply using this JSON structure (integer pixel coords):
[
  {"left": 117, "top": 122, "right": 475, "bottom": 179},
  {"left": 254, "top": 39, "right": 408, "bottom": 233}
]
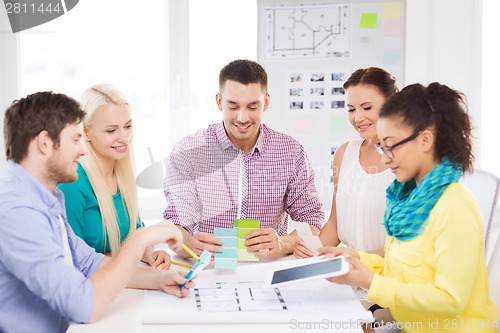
[{"left": 58, "top": 162, "right": 142, "bottom": 253}]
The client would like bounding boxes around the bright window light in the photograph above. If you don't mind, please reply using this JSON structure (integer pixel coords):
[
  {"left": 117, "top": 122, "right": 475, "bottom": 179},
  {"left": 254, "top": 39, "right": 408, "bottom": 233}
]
[{"left": 18, "top": 0, "right": 257, "bottom": 219}]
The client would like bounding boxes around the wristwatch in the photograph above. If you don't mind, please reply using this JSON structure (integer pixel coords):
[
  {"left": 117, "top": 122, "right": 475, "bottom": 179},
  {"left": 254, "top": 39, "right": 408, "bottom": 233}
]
[{"left": 368, "top": 303, "right": 384, "bottom": 314}]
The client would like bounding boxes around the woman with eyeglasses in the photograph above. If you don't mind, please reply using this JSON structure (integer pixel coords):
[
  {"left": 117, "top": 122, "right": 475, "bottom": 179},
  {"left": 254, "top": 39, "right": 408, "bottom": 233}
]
[
  {"left": 322, "top": 82, "right": 498, "bottom": 332},
  {"left": 295, "top": 67, "right": 397, "bottom": 258}
]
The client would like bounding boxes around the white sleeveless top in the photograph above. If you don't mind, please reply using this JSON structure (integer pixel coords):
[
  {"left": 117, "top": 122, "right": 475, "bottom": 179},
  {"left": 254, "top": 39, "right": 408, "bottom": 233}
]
[{"left": 336, "top": 140, "right": 394, "bottom": 252}]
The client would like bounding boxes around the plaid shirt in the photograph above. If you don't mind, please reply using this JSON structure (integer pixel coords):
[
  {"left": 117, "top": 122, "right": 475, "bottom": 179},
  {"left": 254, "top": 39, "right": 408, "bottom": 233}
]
[{"left": 163, "top": 123, "right": 324, "bottom": 235}]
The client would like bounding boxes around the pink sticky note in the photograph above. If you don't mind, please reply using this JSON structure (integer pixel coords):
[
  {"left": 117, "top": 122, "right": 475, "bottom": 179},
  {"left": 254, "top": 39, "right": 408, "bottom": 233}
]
[{"left": 384, "top": 20, "right": 402, "bottom": 37}]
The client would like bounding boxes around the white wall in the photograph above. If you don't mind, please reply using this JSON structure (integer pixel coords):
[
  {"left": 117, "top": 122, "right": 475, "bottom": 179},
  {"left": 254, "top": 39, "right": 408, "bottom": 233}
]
[
  {"left": 0, "top": 0, "right": 485, "bottom": 201},
  {"left": 259, "top": 0, "right": 483, "bottom": 210},
  {"left": 405, "top": 0, "right": 482, "bottom": 163},
  {"left": 0, "top": 7, "right": 19, "bottom": 174},
  {"left": 481, "top": 0, "right": 499, "bottom": 175}
]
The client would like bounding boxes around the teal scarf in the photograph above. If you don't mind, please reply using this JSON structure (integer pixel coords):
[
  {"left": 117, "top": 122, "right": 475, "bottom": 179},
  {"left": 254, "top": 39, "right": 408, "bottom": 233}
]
[{"left": 384, "top": 157, "right": 462, "bottom": 241}]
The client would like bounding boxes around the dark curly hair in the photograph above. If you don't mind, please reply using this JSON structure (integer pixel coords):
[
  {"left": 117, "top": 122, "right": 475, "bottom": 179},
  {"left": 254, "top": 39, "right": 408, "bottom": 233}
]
[{"left": 379, "top": 82, "right": 474, "bottom": 172}]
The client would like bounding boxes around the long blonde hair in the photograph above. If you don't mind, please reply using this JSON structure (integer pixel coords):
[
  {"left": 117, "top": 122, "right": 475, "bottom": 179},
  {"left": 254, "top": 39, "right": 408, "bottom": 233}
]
[{"left": 79, "top": 84, "right": 138, "bottom": 255}]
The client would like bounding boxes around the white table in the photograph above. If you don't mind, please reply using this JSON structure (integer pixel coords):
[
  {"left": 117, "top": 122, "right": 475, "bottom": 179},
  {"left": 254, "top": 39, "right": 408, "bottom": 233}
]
[{"left": 68, "top": 257, "right": 372, "bottom": 333}]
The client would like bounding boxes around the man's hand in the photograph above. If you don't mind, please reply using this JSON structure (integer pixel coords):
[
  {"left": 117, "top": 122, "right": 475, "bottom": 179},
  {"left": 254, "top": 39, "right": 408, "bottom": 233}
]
[
  {"left": 293, "top": 236, "right": 314, "bottom": 258},
  {"left": 245, "top": 228, "right": 292, "bottom": 258},
  {"left": 184, "top": 232, "right": 222, "bottom": 256}
]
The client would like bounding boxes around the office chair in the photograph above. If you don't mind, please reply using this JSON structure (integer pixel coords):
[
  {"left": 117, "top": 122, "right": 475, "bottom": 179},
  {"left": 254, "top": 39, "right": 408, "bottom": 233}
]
[
  {"left": 461, "top": 169, "right": 500, "bottom": 267},
  {"left": 136, "top": 147, "right": 168, "bottom": 190},
  {"left": 462, "top": 169, "right": 500, "bottom": 316}
]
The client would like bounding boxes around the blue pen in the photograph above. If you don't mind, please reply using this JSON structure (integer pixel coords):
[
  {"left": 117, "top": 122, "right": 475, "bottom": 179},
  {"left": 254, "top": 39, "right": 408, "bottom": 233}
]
[
  {"left": 180, "top": 270, "right": 195, "bottom": 290},
  {"left": 179, "top": 249, "right": 211, "bottom": 290},
  {"left": 179, "top": 262, "right": 200, "bottom": 290}
]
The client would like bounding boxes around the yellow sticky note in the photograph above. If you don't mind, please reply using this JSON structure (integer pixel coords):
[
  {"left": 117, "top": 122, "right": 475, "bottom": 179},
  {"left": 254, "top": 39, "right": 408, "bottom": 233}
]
[
  {"left": 360, "top": 13, "right": 377, "bottom": 29},
  {"left": 383, "top": 3, "right": 401, "bottom": 20}
]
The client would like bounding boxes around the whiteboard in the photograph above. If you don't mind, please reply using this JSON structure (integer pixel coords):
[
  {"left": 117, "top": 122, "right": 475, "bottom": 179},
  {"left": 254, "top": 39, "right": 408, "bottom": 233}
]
[{"left": 257, "top": 0, "right": 406, "bottom": 210}]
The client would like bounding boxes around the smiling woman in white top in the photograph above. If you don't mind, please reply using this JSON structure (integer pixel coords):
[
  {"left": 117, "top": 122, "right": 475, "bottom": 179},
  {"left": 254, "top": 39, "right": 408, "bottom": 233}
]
[
  {"left": 294, "top": 67, "right": 399, "bottom": 325},
  {"left": 295, "top": 67, "right": 398, "bottom": 257}
]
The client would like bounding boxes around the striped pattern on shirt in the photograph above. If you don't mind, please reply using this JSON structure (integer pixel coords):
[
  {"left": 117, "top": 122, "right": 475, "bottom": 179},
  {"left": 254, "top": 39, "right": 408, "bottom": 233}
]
[{"left": 163, "top": 122, "right": 324, "bottom": 235}]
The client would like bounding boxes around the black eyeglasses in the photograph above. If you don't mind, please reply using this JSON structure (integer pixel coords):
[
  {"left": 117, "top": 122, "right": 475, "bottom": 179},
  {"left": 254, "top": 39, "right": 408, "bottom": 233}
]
[{"left": 375, "top": 132, "right": 420, "bottom": 158}]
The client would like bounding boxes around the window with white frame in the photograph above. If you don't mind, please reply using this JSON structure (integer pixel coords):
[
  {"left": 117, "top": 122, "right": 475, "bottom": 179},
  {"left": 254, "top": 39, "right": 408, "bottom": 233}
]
[{"left": 18, "top": 0, "right": 257, "bottom": 219}]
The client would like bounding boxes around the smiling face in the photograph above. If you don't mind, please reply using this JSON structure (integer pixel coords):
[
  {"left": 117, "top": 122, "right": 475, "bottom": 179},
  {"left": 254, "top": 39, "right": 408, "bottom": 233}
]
[
  {"left": 377, "top": 116, "right": 438, "bottom": 184},
  {"left": 346, "top": 84, "right": 387, "bottom": 142},
  {"left": 84, "top": 103, "right": 132, "bottom": 165},
  {"left": 47, "top": 122, "right": 85, "bottom": 185},
  {"left": 216, "top": 80, "right": 270, "bottom": 154}
]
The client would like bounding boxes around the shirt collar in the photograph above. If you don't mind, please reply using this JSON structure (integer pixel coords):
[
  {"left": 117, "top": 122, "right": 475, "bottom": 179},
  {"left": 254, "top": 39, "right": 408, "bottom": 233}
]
[
  {"left": 8, "top": 161, "right": 63, "bottom": 211},
  {"left": 215, "top": 122, "right": 234, "bottom": 151},
  {"left": 215, "top": 122, "right": 266, "bottom": 156},
  {"left": 253, "top": 124, "right": 266, "bottom": 154}
]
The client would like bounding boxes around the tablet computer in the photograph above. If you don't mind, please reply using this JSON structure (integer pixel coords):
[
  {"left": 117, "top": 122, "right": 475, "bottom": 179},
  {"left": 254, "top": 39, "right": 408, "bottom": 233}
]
[{"left": 263, "top": 256, "right": 349, "bottom": 288}]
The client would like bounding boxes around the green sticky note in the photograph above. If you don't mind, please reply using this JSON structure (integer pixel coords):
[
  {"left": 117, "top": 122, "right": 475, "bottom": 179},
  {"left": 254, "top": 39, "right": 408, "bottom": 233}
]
[
  {"left": 238, "top": 249, "right": 259, "bottom": 261},
  {"left": 237, "top": 228, "right": 254, "bottom": 239},
  {"left": 360, "top": 13, "right": 378, "bottom": 28},
  {"left": 233, "top": 219, "right": 260, "bottom": 262},
  {"left": 234, "top": 219, "right": 260, "bottom": 228},
  {"left": 330, "top": 115, "right": 348, "bottom": 132},
  {"left": 237, "top": 238, "right": 247, "bottom": 248}
]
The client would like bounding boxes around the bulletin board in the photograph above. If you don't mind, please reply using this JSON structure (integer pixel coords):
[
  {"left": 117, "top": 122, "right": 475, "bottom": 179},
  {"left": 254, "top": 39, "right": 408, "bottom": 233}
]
[{"left": 257, "top": 0, "right": 405, "bottom": 210}]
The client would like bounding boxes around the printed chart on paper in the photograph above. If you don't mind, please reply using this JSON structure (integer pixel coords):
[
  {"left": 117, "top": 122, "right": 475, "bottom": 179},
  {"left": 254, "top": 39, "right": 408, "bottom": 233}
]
[
  {"left": 194, "top": 281, "right": 287, "bottom": 312},
  {"left": 264, "top": 3, "right": 350, "bottom": 59},
  {"left": 143, "top": 271, "right": 373, "bottom": 325}
]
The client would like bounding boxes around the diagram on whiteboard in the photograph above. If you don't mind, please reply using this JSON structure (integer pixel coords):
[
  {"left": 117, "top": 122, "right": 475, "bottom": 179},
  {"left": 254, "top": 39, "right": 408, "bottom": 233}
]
[
  {"left": 194, "top": 281, "right": 287, "bottom": 312},
  {"left": 264, "top": 4, "right": 350, "bottom": 59}
]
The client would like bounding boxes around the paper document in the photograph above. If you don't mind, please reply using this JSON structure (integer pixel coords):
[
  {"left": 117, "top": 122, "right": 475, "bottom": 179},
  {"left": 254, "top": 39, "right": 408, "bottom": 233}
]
[
  {"left": 294, "top": 221, "right": 323, "bottom": 256},
  {"left": 143, "top": 260, "right": 372, "bottom": 325}
]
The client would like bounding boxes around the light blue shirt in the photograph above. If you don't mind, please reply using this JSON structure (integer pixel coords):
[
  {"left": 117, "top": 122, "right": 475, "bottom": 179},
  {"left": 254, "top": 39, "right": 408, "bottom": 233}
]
[{"left": 0, "top": 161, "right": 104, "bottom": 333}]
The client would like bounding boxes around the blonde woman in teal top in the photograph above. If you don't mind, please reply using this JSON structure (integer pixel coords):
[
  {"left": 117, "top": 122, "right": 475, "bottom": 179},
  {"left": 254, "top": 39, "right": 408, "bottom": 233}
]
[
  {"left": 59, "top": 162, "right": 142, "bottom": 253},
  {"left": 59, "top": 84, "right": 169, "bottom": 267}
]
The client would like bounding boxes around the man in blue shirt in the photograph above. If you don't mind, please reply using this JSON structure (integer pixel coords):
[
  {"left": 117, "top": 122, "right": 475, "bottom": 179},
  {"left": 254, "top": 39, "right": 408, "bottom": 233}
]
[{"left": 0, "top": 92, "right": 193, "bottom": 333}]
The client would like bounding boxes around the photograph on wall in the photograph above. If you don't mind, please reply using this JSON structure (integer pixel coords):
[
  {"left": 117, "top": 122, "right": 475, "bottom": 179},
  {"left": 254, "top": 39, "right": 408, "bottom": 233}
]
[{"left": 287, "top": 69, "right": 348, "bottom": 111}]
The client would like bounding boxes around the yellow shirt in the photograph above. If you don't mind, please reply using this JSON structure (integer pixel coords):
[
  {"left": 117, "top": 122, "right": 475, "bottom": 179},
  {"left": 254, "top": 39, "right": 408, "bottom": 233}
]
[{"left": 359, "top": 182, "right": 498, "bottom": 332}]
